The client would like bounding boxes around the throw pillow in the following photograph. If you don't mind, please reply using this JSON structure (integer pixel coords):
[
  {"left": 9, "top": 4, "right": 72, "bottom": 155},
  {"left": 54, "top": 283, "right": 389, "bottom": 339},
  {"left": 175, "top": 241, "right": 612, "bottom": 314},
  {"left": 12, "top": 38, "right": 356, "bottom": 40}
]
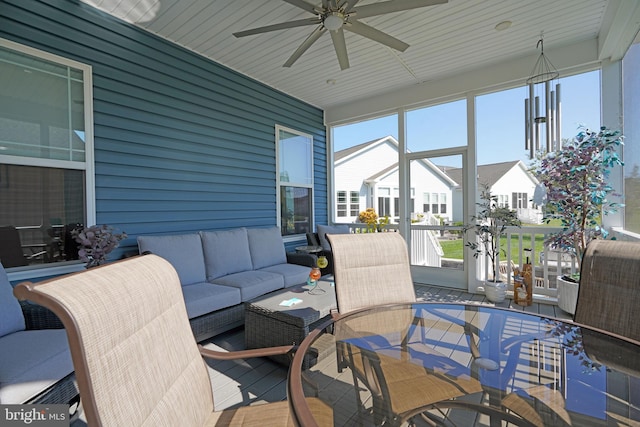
[
  {"left": 137, "top": 234, "right": 206, "bottom": 286},
  {"left": 200, "top": 228, "right": 253, "bottom": 280},
  {"left": 247, "top": 227, "right": 287, "bottom": 269}
]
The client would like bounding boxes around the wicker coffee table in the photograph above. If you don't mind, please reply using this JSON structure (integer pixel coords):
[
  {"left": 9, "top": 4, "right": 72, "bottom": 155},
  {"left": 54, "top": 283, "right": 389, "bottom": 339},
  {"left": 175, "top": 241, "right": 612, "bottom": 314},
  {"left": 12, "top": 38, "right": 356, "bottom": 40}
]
[{"left": 245, "top": 278, "right": 336, "bottom": 367}]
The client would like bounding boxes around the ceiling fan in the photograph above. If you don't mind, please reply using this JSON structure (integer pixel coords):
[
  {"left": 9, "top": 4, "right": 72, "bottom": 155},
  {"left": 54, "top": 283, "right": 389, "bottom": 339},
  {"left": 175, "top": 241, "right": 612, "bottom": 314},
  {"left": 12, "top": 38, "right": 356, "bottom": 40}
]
[{"left": 233, "top": 0, "right": 448, "bottom": 70}]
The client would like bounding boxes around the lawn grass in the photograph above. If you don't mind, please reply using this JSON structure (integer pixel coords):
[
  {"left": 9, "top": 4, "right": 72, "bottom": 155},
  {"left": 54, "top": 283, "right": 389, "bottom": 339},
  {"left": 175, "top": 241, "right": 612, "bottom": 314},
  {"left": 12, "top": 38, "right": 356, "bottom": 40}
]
[{"left": 441, "top": 234, "right": 548, "bottom": 261}]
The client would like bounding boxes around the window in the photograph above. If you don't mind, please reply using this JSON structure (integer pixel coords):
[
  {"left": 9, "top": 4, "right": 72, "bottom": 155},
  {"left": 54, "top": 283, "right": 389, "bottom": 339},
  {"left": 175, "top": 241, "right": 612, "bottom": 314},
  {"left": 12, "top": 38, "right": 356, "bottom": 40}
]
[
  {"left": 336, "top": 191, "right": 347, "bottom": 217},
  {"left": 277, "top": 125, "right": 313, "bottom": 236},
  {"left": 498, "top": 195, "right": 509, "bottom": 208},
  {"left": 439, "top": 193, "right": 447, "bottom": 214},
  {"left": 512, "top": 192, "right": 528, "bottom": 209},
  {"left": 377, "top": 187, "right": 391, "bottom": 217},
  {"left": 423, "top": 193, "right": 430, "bottom": 212},
  {"left": 0, "top": 39, "right": 94, "bottom": 269},
  {"left": 349, "top": 191, "right": 359, "bottom": 217}
]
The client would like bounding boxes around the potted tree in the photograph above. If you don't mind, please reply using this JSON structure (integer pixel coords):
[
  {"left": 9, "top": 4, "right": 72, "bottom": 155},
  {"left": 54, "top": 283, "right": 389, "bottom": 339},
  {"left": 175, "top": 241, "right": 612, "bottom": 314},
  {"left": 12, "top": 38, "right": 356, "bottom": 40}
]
[
  {"left": 466, "top": 184, "right": 521, "bottom": 302},
  {"left": 531, "top": 126, "right": 623, "bottom": 314}
]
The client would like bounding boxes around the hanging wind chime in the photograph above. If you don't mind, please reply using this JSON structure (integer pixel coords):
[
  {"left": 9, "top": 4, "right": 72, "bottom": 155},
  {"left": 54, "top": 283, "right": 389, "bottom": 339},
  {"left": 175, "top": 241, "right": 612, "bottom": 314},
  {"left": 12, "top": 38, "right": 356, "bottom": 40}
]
[{"left": 525, "top": 36, "right": 561, "bottom": 159}]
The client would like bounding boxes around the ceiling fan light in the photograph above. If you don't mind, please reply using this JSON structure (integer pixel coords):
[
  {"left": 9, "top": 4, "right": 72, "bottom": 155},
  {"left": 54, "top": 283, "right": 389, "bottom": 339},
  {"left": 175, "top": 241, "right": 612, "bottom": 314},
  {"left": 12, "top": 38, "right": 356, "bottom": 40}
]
[{"left": 323, "top": 13, "right": 343, "bottom": 31}]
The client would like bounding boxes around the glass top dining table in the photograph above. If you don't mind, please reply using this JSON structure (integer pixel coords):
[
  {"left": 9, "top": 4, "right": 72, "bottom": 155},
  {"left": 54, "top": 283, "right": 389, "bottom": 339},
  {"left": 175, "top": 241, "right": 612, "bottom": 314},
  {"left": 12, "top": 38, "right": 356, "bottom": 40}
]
[{"left": 287, "top": 302, "right": 640, "bottom": 427}]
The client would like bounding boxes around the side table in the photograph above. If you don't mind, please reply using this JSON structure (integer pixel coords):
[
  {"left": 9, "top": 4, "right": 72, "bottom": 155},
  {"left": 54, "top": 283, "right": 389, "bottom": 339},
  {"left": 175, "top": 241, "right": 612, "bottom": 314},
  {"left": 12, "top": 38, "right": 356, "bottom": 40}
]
[{"left": 244, "top": 279, "right": 336, "bottom": 368}]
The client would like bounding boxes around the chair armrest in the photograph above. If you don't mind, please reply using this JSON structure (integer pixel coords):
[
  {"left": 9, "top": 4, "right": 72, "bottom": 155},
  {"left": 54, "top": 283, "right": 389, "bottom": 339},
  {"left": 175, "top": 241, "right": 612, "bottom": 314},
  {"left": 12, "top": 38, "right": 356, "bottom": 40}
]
[
  {"left": 198, "top": 344, "right": 295, "bottom": 360},
  {"left": 20, "top": 300, "right": 64, "bottom": 330},
  {"left": 286, "top": 252, "right": 317, "bottom": 267}
]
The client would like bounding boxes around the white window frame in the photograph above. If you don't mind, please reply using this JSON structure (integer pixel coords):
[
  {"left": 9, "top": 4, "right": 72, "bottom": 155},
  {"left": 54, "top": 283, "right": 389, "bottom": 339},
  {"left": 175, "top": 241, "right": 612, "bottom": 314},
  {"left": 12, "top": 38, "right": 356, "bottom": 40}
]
[
  {"left": 275, "top": 125, "right": 313, "bottom": 240},
  {"left": 1, "top": 38, "right": 95, "bottom": 281},
  {"left": 349, "top": 191, "right": 360, "bottom": 217}
]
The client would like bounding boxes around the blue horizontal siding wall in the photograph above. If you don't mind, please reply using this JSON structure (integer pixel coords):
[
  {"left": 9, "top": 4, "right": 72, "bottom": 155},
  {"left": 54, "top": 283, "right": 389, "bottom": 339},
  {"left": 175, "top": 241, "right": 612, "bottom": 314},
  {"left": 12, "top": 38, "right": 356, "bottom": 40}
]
[{"left": 0, "top": 0, "right": 327, "bottom": 255}]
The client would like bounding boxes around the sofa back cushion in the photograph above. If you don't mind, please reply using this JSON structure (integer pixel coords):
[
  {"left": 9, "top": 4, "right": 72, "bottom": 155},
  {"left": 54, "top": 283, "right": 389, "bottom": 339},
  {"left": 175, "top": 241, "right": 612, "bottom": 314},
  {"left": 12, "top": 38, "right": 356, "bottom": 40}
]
[
  {"left": 247, "top": 227, "right": 286, "bottom": 269},
  {"left": 0, "top": 262, "right": 25, "bottom": 337},
  {"left": 200, "top": 228, "right": 253, "bottom": 280},
  {"left": 317, "top": 224, "right": 351, "bottom": 252},
  {"left": 137, "top": 234, "right": 206, "bottom": 286}
]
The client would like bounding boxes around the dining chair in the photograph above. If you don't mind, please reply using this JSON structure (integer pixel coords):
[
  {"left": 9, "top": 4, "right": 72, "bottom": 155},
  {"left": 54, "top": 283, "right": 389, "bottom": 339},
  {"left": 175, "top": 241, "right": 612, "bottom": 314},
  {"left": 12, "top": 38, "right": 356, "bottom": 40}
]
[
  {"left": 574, "top": 239, "right": 640, "bottom": 342},
  {"left": 13, "top": 254, "right": 333, "bottom": 427},
  {"left": 328, "top": 233, "right": 490, "bottom": 425},
  {"left": 327, "top": 232, "right": 416, "bottom": 314}
]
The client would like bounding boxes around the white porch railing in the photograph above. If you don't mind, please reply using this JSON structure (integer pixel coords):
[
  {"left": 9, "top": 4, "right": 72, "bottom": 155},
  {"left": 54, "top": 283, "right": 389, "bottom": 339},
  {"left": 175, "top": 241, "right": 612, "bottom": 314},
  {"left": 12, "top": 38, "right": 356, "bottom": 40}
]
[
  {"left": 410, "top": 227, "right": 443, "bottom": 267},
  {"left": 343, "top": 224, "right": 572, "bottom": 299},
  {"left": 491, "top": 226, "right": 577, "bottom": 298}
]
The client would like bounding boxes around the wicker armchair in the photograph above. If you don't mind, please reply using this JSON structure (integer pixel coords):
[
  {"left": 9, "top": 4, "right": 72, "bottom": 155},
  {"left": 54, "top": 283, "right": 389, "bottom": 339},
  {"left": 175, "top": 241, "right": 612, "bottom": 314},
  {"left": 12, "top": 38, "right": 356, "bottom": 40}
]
[{"left": 14, "top": 255, "right": 333, "bottom": 426}]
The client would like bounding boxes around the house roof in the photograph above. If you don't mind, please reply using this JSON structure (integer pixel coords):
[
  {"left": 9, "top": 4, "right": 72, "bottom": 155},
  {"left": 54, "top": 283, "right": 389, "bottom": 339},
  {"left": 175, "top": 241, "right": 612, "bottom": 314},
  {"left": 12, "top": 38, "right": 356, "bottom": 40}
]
[
  {"left": 334, "top": 137, "right": 390, "bottom": 162},
  {"left": 445, "top": 161, "right": 522, "bottom": 187},
  {"left": 336, "top": 136, "right": 458, "bottom": 186},
  {"left": 337, "top": 139, "right": 527, "bottom": 187}
]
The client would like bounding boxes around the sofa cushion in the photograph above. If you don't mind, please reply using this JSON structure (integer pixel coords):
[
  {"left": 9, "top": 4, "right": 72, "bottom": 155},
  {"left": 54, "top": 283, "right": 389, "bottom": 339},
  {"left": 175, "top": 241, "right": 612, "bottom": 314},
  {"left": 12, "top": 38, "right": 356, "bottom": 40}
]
[
  {"left": 259, "top": 263, "right": 311, "bottom": 287},
  {"left": 137, "top": 234, "right": 206, "bottom": 286},
  {"left": 0, "top": 262, "right": 25, "bottom": 337},
  {"left": 210, "top": 270, "right": 284, "bottom": 302},
  {"left": 0, "top": 329, "right": 73, "bottom": 403},
  {"left": 317, "top": 224, "right": 350, "bottom": 252},
  {"left": 181, "top": 282, "right": 242, "bottom": 319},
  {"left": 200, "top": 229, "right": 253, "bottom": 281},
  {"left": 247, "top": 227, "right": 287, "bottom": 269}
]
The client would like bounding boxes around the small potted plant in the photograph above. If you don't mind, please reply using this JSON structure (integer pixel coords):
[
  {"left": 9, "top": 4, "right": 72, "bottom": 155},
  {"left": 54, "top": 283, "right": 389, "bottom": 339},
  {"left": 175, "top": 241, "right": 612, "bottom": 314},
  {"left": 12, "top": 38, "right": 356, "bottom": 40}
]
[
  {"left": 531, "top": 126, "right": 623, "bottom": 314},
  {"left": 72, "top": 224, "right": 128, "bottom": 268},
  {"left": 358, "top": 208, "right": 390, "bottom": 233},
  {"left": 465, "top": 184, "right": 521, "bottom": 302}
]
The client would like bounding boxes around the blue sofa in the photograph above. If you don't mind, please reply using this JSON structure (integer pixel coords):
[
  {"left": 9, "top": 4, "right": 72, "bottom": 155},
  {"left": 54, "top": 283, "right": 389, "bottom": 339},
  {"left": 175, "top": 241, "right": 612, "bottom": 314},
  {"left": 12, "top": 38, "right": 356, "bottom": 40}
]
[
  {"left": 137, "top": 226, "right": 315, "bottom": 341},
  {"left": 0, "top": 262, "right": 78, "bottom": 406}
]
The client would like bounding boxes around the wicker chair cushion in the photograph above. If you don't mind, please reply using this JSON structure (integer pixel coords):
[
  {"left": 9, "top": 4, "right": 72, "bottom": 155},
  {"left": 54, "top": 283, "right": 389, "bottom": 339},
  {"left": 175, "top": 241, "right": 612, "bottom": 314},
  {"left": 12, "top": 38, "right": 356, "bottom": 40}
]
[
  {"left": 317, "top": 224, "right": 350, "bottom": 252},
  {"left": 180, "top": 282, "right": 241, "bottom": 319},
  {"left": 210, "top": 270, "right": 284, "bottom": 302},
  {"left": 0, "top": 328, "right": 73, "bottom": 403},
  {"left": 247, "top": 227, "right": 287, "bottom": 269},
  {"left": 137, "top": 233, "right": 206, "bottom": 286},
  {"left": 200, "top": 228, "right": 253, "bottom": 280},
  {"left": 0, "top": 262, "right": 24, "bottom": 337},
  {"left": 259, "top": 263, "right": 312, "bottom": 287}
]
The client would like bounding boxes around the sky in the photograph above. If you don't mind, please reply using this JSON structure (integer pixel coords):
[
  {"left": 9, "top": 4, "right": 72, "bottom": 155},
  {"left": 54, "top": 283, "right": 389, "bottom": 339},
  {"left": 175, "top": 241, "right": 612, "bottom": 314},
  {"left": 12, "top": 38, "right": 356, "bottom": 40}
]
[{"left": 332, "top": 70, "right": 601, "bottom": 167}]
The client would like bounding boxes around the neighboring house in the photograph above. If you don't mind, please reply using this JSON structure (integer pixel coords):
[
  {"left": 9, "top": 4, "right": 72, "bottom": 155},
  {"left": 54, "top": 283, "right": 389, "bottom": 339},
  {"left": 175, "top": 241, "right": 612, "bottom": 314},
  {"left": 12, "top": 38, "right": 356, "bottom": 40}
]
[
  {"left": 446, "top": 161, "right": 542, "bottom": 224},
  {"left": 334, "top": 138, "right": 541, "bottom": 224},
  {"left": 334, "top": 136, "right": 457, "bottom": 224}
]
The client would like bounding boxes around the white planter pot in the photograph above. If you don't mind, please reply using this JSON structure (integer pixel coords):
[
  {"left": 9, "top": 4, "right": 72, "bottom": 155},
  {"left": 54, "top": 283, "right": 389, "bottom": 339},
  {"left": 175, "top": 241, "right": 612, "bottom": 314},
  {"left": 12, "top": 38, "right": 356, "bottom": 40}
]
[
  {"left": 557, "top": 276, "right": 579, "bottom": 315},
  {"left": 484, "top": 281, "right": 507, "bottom": 303}
]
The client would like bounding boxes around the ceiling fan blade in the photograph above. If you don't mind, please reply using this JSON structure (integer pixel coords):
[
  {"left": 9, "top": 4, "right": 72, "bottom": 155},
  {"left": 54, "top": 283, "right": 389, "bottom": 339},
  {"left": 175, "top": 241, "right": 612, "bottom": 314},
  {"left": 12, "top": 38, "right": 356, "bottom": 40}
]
[
  {"left": 282, "top": 0, "right": 321, "bottom": 15},
  {"left": 284, "top": 26, "right": 327, "bottom": 67},
  {"left": 343, "top": 0, "right": 360, "bottom": 13},
  {"left": 233, "top": 17, "right": 320, "bottom": 38},
  {"left": 345, "top": 20, "right": 409, "bottom": 52},
  {"left": 353, "top": 0, "right": 447, "bottom": 19},
  {"left": 330, "top": 27, "right": 350, "bottom": 70}
]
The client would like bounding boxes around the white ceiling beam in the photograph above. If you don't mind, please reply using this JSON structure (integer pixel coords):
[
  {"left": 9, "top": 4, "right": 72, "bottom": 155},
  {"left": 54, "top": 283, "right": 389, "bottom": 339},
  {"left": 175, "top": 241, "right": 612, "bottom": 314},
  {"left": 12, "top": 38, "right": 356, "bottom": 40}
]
[
  {"left": 598, "top": 0, "right": 640, "bottom": 62},
  {"left": 325, "top": 38, "right": 600, "bottom": 126}
]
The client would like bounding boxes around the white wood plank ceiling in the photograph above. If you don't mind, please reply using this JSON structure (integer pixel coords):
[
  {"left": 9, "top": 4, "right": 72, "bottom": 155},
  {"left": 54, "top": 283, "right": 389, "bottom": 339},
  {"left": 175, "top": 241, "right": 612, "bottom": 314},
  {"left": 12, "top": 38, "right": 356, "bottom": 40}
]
[{"left": 81, "top": 0, "right": 639, "bottom": 110}]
